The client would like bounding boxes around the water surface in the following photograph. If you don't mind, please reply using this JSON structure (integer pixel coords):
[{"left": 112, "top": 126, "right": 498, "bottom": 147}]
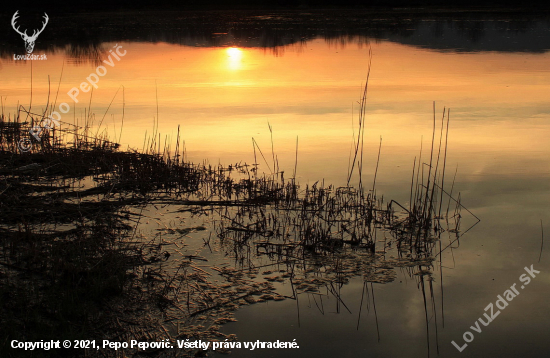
[{"left": 1, "top": 10, "right": 549, "bottom": 358}]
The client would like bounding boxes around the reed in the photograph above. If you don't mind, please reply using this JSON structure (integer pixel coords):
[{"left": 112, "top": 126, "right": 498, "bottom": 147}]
[{"left": 0, "top": 81, "right": 477, "bottom": 357}]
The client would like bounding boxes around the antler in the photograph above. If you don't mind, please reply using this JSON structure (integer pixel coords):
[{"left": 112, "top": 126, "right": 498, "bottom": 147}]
[
  {"left": 11, "top": 11, "right": 49, "bottom": 40},
  {"left": 29, "top": 13, "right": 49, "bottom": 40},
  {"left": 11, "top": 10, "right": 28, "bottom": 37}
]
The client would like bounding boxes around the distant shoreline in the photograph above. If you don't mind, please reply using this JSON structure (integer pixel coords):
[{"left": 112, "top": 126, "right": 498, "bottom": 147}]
[
  {"left": 7, "top": 1, "right": 550, "bottom": 13},
  {"left": 2, "top": 8, "right": 549, "bottom": 60}
]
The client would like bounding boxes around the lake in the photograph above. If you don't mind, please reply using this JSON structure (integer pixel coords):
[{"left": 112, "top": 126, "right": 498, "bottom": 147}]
[{"left": 1, "top": 8, "right": 549, "bottom": 358}]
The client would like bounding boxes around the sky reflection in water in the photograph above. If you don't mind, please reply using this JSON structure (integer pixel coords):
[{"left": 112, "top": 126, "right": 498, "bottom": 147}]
[{"left": 1, "top": 28, "right": 549, "bottom": 358}]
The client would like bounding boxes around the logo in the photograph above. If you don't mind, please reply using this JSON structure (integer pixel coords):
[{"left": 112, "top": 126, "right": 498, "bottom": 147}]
[{"left": 11, "top": 10, "right": 49, "bottom": 54}]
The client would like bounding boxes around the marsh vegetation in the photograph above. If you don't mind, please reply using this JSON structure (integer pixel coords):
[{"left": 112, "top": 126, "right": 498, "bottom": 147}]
[{"left": 0, "top": 74, "right": 479, "bottom": 358}]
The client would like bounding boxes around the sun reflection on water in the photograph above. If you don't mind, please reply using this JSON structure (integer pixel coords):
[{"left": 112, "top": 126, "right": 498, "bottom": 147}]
[{"left": 226, "top": 47, "right": 243, "bottom": 70}]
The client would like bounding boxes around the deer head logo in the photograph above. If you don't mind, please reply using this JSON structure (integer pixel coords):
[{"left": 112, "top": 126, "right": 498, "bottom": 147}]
[{"left": 11, "top": 10, "right": 49, "bottom": 54}]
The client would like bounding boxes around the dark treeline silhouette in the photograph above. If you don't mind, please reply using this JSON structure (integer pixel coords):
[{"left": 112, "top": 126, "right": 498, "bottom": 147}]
[
  {"left": 8, "top": 0, "right": 550, "bottom": 12},
  {"left": 1, "top": 9, "right": 550, "bottom": 63}
]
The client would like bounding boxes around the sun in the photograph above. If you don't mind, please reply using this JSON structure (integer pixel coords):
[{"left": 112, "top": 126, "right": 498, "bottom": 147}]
[
  {"left": 226, "top": 47, "right": 243, "bottom": 70},
  {"left": 227, "top": 47, "right": 242, "bottom": 59}
]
